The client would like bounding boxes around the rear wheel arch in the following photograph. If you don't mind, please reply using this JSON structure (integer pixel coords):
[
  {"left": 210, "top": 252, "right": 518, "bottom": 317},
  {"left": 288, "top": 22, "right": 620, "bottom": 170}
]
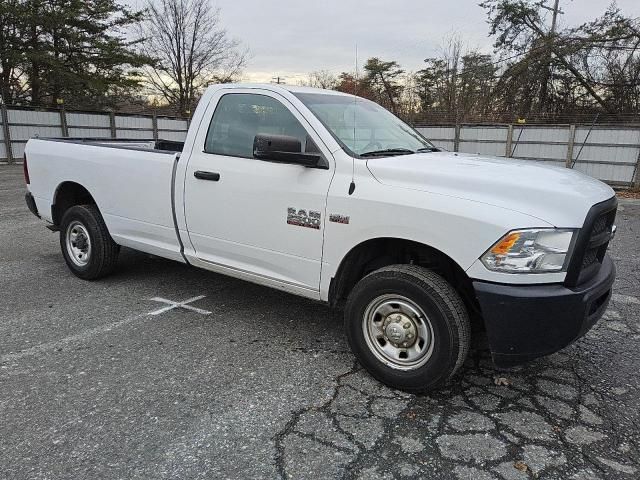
[{"left": 52, "top": 181, "right": 97, "bottom": 227}]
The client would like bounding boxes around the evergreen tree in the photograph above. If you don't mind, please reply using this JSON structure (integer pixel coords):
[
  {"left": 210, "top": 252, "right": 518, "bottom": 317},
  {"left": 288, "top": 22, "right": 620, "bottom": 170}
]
[
  {"left": 0, "top": 0, "right": 149, "bottom": 107},
  {"left": 363, "top": 58, "right": 404, "bottom": 114}
]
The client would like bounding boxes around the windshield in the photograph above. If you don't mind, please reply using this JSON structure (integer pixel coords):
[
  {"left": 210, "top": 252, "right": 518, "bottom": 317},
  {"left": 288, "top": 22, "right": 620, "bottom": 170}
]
[{"left": 293, "top": 92, "right": 437, "bottom": 157}]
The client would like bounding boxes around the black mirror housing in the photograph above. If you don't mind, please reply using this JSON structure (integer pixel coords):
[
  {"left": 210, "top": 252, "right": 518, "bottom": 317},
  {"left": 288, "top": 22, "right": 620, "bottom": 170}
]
[
  {"left": 253, "top": 134, "right": 325, "bottom": 168},
  {"left": 254, "top": 134, "right": 301, "bottom": 154}
]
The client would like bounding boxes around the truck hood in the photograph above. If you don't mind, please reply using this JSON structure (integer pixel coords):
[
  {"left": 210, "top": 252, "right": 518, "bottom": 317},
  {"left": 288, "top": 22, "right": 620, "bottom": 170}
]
[{"left": 366, "top": 152, "right": 615, "bottom": 227}]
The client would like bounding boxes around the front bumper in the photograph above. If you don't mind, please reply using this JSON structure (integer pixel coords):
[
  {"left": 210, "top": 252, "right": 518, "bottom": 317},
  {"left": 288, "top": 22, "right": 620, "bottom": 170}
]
[{"left": 474, "top": 254, "right": 615, "bottom": 367}]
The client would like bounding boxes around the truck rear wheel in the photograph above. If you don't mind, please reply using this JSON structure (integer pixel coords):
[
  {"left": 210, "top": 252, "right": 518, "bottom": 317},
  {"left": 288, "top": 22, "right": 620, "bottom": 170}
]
[
  {"left": 59, "top": 205, "right": 120, "bottom": 280},
  {"left": 344, "top": 264, "right": 470, "bottom": 392}
]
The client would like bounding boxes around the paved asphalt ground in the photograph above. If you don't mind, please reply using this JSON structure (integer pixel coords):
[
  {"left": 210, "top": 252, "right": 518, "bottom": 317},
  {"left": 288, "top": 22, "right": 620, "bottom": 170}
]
[{"left": 1, "top": 165, "right": 639, "bottom": 479}]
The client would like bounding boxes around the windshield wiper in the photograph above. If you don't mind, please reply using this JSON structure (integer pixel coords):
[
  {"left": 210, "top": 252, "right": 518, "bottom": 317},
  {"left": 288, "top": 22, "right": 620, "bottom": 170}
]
[
  {"left": 360, "top": 148, "right": 415, "bottom": 157},
  {"left": 416, "top": 146, "right": 440, "bottom": 152}
]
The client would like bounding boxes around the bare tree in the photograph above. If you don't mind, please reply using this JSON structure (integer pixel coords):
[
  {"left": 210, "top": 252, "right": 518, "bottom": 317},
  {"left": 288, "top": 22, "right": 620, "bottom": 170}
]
[
  {"left": 413, "top": 35, "right": 498, "bottom": 122},
  {"left": 299, "top": 70, "right": 338, "bottom": 89},
  {"left": 138, "top": 0, "right": 246, "bottom": 113}
]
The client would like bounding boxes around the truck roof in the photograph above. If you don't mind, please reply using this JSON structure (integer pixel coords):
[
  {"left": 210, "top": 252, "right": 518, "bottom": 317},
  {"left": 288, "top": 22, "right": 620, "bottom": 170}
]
[{"left": 204, "top": 83, "right": 353, "bottom": 97}]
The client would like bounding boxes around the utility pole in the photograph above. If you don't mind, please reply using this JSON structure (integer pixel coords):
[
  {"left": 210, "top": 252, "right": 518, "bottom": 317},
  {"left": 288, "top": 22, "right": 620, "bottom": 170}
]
[
  {"left": 540, "top": 0, "right": 563, "bottom": 45},
  {"left": 271, "top": 76, "right": 286, "bottom": 85},
  {"left": 546, "top": 0, "right": 561, "bottom": 36},
  {"left": 539, "top": 0, "right": 563, "bottom": 112}
]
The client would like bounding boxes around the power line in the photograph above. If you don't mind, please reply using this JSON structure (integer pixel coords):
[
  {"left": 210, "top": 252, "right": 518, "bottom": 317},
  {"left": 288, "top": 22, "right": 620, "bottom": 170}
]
[
  {"left": 314, "top": 33, "right": 565, "bottom": 81},
  {"left": 445, "top": 42, "right": 560, "bottom": 78}
]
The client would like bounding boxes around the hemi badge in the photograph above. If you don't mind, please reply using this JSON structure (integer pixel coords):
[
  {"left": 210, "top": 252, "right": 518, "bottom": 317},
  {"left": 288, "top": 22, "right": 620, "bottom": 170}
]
[{"left": 329, "top": 214, "right": 350, "bottom": 224}]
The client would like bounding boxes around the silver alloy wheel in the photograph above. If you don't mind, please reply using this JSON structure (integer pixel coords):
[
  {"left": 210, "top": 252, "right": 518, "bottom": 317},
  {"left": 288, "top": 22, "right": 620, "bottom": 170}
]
[
  {"left": 65, "top": 221, "right": 92, "bottom": 267},
  {"left": 362, "top": 294, "right": 435, "bottom": 370}
]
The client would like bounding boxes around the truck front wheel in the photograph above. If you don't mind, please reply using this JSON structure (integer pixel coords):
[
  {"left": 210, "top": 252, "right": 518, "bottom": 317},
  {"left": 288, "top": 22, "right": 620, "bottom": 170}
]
[
  {"left": 59, "top": 205, "right": 120, "bottom": 280},
  {"left": 344, "top": 265, "right": 470, "bottom": 392}
]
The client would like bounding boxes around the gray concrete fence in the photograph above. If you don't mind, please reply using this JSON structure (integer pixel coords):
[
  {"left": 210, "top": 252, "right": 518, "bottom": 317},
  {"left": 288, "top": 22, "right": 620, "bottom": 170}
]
[
  {"left": 416, "top": 124, "right": 640, "bottom": 189},
  {"left": 0, "top": 105, "right": 189, "bottom": 164},
  {"left": 2, "top": 104, "right": 639, "bottom": 188}
]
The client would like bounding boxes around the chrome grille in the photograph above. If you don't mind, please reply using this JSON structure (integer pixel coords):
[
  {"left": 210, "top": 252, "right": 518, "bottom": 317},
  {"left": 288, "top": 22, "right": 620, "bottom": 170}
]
[
  {"left": 565, "top": 197, "right": 617, "bottom": 287},
  {"left": 581, "top": 248, "right": 599, "bottom": 269},
  {"left": 578, "top": 208, "right": 616, "bottom": 281}
]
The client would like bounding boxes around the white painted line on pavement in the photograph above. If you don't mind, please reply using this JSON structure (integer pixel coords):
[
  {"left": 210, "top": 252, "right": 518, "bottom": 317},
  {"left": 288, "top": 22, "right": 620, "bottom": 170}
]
[
  {"left": 0, "top": 311, "right": 148, "bottom": 364},
  {"left": 1, "top": 295, "right": 212, "bottom": 364},
  {"left": 147, "top": 295, "right": 211, "bottom": 316}
]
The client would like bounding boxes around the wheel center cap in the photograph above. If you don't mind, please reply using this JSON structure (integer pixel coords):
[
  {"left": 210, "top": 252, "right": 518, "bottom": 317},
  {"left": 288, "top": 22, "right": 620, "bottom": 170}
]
[{"left": 385, "top": 323, "right": 406, "bottom": 343}]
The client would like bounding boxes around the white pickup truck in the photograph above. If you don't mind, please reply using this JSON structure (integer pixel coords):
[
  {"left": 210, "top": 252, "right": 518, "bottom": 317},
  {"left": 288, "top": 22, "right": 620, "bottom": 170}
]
[{"left": 24, "top": 84, "right": 617, "bottom": 392}]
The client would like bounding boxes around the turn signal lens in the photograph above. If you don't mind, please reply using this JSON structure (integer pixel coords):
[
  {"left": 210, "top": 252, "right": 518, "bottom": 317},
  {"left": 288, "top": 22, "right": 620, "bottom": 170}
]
[{"left": 490, "top": 232, "right": 521, "bottom": 255}]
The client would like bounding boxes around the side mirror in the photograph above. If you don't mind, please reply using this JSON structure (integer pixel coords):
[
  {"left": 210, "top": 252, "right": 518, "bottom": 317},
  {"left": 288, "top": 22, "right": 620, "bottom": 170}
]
[{"left": 253, "top": 134, "right": 323, "bottom": 168}]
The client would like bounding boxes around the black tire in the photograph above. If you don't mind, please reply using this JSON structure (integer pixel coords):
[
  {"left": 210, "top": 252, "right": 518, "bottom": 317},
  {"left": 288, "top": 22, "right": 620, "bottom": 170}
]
[
  {"left": 344, "top": 264, "right": 470, "bottom": 393},
  {"left": 59, "top": 204, "right": 120, "bottom": 280}
]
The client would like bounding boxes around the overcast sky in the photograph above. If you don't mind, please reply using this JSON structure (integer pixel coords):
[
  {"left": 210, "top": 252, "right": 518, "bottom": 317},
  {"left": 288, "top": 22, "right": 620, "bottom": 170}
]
[{"left": 142, "top": 0, "right": 640, "bottom": 83}]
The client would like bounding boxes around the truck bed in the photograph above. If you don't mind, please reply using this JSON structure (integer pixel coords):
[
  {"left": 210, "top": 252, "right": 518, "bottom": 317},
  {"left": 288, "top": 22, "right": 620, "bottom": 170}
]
[{"left": 25, "top": 137, "right": 185, "bottom": 263}]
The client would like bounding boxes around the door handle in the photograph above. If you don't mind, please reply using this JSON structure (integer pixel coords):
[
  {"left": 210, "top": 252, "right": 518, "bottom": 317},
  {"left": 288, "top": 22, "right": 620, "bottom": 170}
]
[{"left": 194, "top": 171, "right": 220, "bottom": 181}]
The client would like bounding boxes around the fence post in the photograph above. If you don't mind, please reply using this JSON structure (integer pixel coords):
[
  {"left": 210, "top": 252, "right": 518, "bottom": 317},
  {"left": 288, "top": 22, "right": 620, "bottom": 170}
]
[
  {"left": 453, "top": 124, "right": 460, "bottom": 152},
  {"left": 152, "top": 114, "right": 158, "bottom": 142},
  {"left": 505, "top": 124, "right": 513, "bottom": 158},
  {"left": 632, "top": 143, "right": 640, "bottom": 190},
  {"left": 59, "top": 108, "right": 69, "bottom": 137},
  {"left": 1, "top": 104, "right": 14, "bottom": 164},
  {"left": 109, "top": 112, "right": 117, "bottom": 138},
  {"left": 565, "top": 124, "right": 576, "bottom": 168}
]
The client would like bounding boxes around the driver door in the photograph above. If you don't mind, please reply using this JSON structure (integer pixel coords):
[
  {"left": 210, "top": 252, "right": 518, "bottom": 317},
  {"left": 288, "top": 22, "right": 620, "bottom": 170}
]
[{"left": 183, "top": 89, "right": 334, "bottom": 297}]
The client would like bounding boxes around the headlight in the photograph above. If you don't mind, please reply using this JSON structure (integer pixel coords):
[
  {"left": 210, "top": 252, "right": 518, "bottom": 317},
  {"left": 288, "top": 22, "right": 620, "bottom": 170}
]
[{"left": 481, "top": 228, "right": 577, "bottom": 273}]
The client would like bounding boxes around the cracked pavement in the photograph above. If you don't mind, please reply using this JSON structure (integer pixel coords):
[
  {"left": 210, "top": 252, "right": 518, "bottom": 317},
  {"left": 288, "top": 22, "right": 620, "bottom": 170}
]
[{"left": 1, "top": 166, "right": 639, "bottom": 479}]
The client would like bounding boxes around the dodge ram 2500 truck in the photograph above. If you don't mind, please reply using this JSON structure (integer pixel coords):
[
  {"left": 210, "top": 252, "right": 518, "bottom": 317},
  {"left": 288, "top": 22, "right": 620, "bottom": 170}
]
[{"left": 24, "top": 84, "right": 617, "bottom": 392}]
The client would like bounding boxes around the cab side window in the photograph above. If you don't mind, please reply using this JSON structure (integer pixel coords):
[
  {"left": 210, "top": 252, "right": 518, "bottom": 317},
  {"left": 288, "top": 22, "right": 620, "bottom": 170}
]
[{"left": 204, "top": 93, "right": 312, "bottom": 158}]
